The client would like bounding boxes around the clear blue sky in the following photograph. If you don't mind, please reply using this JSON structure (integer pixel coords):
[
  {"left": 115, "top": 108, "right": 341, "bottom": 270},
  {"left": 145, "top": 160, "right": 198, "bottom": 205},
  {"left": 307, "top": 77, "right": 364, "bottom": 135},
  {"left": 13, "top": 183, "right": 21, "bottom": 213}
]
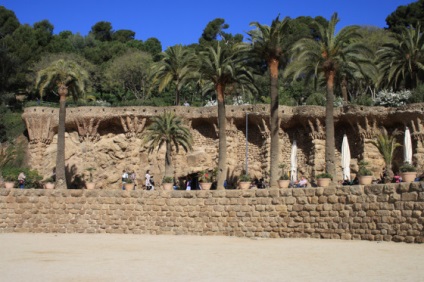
[{"left": 2, "top": 0, "right": 416, "bottom": 50}]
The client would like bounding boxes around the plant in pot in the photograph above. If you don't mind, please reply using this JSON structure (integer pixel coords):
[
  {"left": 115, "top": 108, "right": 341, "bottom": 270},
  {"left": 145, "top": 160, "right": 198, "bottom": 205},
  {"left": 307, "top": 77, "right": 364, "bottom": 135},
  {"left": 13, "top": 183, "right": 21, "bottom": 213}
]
[
  {"left": 316, "top": 172, "right": 332, "bottom": 187},
  {"left": 399, "top": 162, "right": 417, "bottom": 182},
  {"left": 198, "top": 170, "right": 213, "bottom": 190},
  {"left": 368, "top": 128, "right": 401, "bottom": 183},
  {"left": 3, "top": 174, "right": 15, "bottom": 189},
  {"left": 124, "top": 177, "right": 134, "bottom": 191},
  {"left": 239, "top": 174, "right": 251, "bottom": 190},
  {"left": 84, "top": 167, "right": 96, "bottom": 189},
  {"left": 162, "top": 176, "right": 174, "bottom": 190},
  {"left": 44, "top": 177, "right": 55, "bottom": 189},
  {"left": 278, "top": 164, "right": 290, "bottom": 188},
  {"left": 357, "top": 160, "right": 373, "bottom": 185}
]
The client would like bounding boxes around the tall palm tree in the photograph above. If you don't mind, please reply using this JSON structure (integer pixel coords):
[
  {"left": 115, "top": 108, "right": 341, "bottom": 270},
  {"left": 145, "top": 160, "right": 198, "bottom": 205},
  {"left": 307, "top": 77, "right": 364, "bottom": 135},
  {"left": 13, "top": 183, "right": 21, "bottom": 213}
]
[
  {"left": 286, "top": 13, "right": 369, "bottom": 178},
  {"left": 35, "top": 59, "right": 89, "bottom": 189},
  {"left": 151, "top": 45, "right": 197, "bottom": 105},
  {"left": 144, "top": 111, "right": 193, "bottom": 178},
  {"left": 197, "top": 42, "right": 254, "bottom": 189},
  {"left": 377, "top": 24, "right": 424, "bottom": 90},
  {"left": 248, "top": 15, "right": 290, "bottom": 187},
  {"left": 369, "top": 128, "right": 401, "bottom": 182}
]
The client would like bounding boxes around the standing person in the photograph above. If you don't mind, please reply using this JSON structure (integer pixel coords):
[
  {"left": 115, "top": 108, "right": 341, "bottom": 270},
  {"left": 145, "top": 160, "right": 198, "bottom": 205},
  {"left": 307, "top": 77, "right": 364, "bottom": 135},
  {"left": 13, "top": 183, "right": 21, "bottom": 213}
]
[
  {"left": 121, "top": 170, "right": 128, "bottom": 190},
  {"left": 145, "top": 170, "right": 152, "bottom": 190},
  {"left": 18, "top": 172, "right": 26, "bottom": 189},
  {"left": 130, "top": 170, "right": 137, "bottom": 189},
  {"left": 185, "top": 176, "right": 192, "bottom": 190}
]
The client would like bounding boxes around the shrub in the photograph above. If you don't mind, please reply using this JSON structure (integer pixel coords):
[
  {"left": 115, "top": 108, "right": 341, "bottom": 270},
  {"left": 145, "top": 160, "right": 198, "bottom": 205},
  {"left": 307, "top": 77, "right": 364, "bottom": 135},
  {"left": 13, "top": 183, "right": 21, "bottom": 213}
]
[
  {"left": 1, "top": 166, "right": 42, "bottom": 188},
  {"left": 399, "top": 162, "right": 416, "bottom": 172},
  {"left": 358, "top": 160, "right": 373, "bottom": 176},
  {"left": 162, "top": 176, "right": 173, "bottom": 183},
  {"left": 374, "top": 89, "right": 411, "bottom": 107},
  {"left": 239, "top": 174, "right": 251, "bottom": 182},
  {"left": 316, "top": 173, "right": 332, "bottom": 179},
  {"left": 278, "top": 163, "right": 289, "bottom": 180}
]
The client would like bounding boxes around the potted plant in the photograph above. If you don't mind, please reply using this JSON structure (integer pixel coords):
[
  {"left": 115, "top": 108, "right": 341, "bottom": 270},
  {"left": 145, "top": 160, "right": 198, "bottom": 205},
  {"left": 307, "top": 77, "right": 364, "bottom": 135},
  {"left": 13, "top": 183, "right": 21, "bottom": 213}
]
[
  {"left": 239, "top": 174, "right": 251, "bottom": 190},
  {"left": 44, "top": 177, "right": 55, "bottom": 189},
  {"left": 124, "top": 177, "right": 134, "bottom": 191},
  {"left": 399, "top": 162, "right": 417, "bottom": 182},
  {"left": 316, "top": 172, "right": 332, "bottom": 187},
  {"left": 198, "top": 170, "right": 213, "bottom": 190},
  {"left": 162, "top": 176, "right": 174, "bottom": 190},
  {"left": 278, "top": 164, "right": 290, "bottom": 188},
  {"left": 85, "top": 167, "right": 96, "bottom": 189},
  {"left": 3, "top": 175, "right": 15, "bottom": 189},
  {"left": 357, "top": 160, "right": 373, "bottom": 185}
]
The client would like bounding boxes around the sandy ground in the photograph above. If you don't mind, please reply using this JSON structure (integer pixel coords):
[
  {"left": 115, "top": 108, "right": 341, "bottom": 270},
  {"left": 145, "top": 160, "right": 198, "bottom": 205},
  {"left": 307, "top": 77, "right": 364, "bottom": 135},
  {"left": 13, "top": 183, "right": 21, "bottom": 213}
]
[{"left": 0, "top": 233, "right": 423, "bottom": 282}]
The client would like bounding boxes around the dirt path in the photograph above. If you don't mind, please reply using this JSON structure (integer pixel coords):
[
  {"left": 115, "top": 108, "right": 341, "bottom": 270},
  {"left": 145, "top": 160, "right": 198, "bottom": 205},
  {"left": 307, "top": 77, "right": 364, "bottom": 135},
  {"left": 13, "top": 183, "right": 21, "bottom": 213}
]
[{"left": 0, "top": 233, "right": 422, "bottom": 282}]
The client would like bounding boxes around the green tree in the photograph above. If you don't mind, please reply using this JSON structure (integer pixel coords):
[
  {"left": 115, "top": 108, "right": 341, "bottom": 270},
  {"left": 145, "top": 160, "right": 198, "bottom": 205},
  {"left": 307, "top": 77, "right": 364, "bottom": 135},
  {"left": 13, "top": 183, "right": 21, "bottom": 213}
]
[
  {"left": 0, "top": 6, "right": 20, "bottom": 37},
  {"left": 386, "top": 0, "right": 424, "bottom": 34},
  {"left": 197, "top": 42, "right": 254, "bottom": 189},
  {"left": 151, "top": 44, "right": 197, "bottom": 105},
  {"left": 112, "top": 29, "right": 135, "bottom": 43},
  {"left": 248, "top": 15, "right": 290, "bottom": 187},
  {"left": 104, "top": 50, "right": 153, "bottom": 100},
  {"left": 286, "top": 13, "right": 369, "bottom": 178},
  {"left": 377, "top": 24, "right": 424, "bottom": 90},
  {"left": 35, "top": 59, "right": 90, "bottom": 189},
  {"left": 369, "top": 128, "right": 401, "bottom": 182},
  {"left": 35, "top": 59, "right": 90, "bottom": 101},
  {"left": 89, "top": 21, "right": 113, "bottom": 42},
  {"left": 144, "top": 111, "right": 193, "bottom": 178}
]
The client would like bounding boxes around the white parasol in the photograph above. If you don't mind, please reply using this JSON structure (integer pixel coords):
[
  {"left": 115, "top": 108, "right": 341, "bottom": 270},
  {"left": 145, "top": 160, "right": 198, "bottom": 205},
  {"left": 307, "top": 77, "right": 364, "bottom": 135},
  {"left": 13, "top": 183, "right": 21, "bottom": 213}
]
[
  {"left": 290, "top": 140, "right": 298, "bottom": 182},
  {"left": 341, "top": 134, "right": 351, "bottom": 180},
  {"left": 404, "top": 127, "right": 412, "bottom": 164}
]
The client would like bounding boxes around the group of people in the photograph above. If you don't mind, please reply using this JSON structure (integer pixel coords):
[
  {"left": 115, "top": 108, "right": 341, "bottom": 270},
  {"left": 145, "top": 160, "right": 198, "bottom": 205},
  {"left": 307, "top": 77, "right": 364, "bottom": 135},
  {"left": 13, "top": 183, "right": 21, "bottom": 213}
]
[{"left": 121, "top": 169, "right": 155, "bottom": 190}]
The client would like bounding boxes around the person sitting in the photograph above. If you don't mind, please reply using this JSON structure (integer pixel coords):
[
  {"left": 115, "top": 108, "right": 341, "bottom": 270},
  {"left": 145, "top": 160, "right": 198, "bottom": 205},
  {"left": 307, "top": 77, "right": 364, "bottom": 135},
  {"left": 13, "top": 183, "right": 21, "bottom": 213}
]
[
  {"left": 393, "top": 173, "right": 402, "bottom": 183},
  {"left": 296, "top": 176, "right": 308, "bottom": 188}
]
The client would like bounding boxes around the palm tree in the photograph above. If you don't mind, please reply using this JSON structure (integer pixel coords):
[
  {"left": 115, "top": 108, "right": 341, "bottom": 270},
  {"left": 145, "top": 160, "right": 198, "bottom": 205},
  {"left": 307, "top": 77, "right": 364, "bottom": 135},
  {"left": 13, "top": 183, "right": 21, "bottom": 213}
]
[
  {"left": 369, "top": 128, "right": 401, "bottom": 182},
  {"left": 144, "top": 111, "right": 193, "bottom": 178},
  {"left": 286, "top": 13, "right": 370, "bottom": 178},
  {"left": 35, "top": 59, "right": 89, "bottom": 189},
  {"left": 197, "top": 42, "right": 254, "bottom": 189},
  {"left": 151, "top": 45, "right": 197, "bottom": 105},
  {"left": 248, "top": 15, "right": 290, "bottom": 187},
  {"left": 377, "top": 24, "right": 424, "bottom": 90},
  {"left": 35, "top": 59, "right": 90, "bottom": 102}
]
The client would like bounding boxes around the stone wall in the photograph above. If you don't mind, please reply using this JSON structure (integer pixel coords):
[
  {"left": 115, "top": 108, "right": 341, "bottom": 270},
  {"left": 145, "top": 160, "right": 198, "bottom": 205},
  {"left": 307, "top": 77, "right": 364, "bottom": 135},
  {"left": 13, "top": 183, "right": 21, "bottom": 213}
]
[{"left": 1, "top": 182, "right": 423, "bottom": 243}]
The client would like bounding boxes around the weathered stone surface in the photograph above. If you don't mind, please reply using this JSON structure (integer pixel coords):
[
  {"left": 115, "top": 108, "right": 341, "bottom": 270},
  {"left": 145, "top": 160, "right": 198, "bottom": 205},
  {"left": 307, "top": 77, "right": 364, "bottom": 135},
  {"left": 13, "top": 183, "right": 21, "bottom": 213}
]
[
  {"left": 1, "top": 182, "right": 421, "bottom": 243},
  {"left": 21, "top": 104, "right": 424, "bottom": 189}
]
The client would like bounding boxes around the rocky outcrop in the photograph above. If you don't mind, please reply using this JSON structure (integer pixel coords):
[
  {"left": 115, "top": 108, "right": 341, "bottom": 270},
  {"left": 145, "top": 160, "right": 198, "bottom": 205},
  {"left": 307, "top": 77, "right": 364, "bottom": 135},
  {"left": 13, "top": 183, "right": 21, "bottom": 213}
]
[{"left": 21, "top": 104, "right": 424, "bottom": 188}]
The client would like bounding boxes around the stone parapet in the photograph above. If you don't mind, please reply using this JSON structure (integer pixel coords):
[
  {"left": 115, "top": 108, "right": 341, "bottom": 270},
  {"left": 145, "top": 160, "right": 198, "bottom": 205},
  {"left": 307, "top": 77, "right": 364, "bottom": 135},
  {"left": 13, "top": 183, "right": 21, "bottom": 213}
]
[{"left": 1, "top": 182, "right": 423, "bottom": 243}]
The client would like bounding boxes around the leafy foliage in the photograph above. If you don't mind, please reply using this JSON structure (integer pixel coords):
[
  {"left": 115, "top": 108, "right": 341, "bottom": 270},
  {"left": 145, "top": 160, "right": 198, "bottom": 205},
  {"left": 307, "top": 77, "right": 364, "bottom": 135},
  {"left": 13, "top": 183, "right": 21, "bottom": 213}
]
[
  {"left": 162, "top": 176, "right": 174, "bottom": 183},
  {"left": 357, "top": 160, "right": 373, "bottom": 176},
  {"left": 239, "top": 174, "right": 251, "bottom": 182},
  {"left": 1, "top": 166, "right": 43, "bottom": 188},
  {"left": 316, "top": 172, "right": 332, "bottom": 179},
  {"left": 399, "top": 162, "right": 416, "bottom": 172},
  {"left": 374, "top": 89, "right": 411, "bottom": 107}
]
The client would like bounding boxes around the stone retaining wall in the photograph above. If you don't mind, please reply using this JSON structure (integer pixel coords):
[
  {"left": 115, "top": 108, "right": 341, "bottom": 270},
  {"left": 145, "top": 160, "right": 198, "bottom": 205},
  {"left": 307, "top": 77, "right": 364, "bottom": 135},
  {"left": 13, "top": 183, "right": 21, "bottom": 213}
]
[{"left": 1, "top": 183, "right": 423, "bottom": 243}]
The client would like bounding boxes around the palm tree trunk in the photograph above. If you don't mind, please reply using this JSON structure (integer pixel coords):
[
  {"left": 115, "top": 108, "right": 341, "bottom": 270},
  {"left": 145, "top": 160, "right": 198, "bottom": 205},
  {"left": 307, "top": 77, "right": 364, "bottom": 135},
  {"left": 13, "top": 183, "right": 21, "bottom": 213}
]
[
  {"left": 341, "top": 75, "right": 348, "bottom": 104},
  {"left": 216, "top": 83, "right": 227, "bottom": 190},
  {"left": 269, "top": 59, "right": 280, "bottom": 188},
  {"left": 164, "top": 142, "right": 173, "bottom": 177},
  {"left": 325, "top": 71, "right": 336, "bottom": 179},
  {"left": 56, "top": 84, "right": 68, "bottom": 189}
]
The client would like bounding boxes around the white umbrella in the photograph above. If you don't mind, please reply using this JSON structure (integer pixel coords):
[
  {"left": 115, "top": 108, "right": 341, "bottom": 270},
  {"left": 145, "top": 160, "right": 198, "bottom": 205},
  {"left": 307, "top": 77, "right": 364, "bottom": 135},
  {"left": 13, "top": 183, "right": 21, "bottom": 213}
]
[
  {"left": 290, "top": 140, "right": 298, "bottom": 182},
  {"left": 341, "top": 134, "right": 351, "bottom": 180},
  {"left": 404, "top": 127, "right": 412, "bottom": 164}
]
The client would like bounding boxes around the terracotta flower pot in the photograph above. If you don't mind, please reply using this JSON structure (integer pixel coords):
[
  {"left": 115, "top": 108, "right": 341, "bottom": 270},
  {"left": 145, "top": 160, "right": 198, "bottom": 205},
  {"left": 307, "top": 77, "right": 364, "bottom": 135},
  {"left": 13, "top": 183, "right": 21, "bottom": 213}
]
[
  {"left": 44, "top": 182, "right": 55, "bottom": 189},
  {"left": 85, "top": 182, "right": 96, "bottom": 189},
  {"left": 200, "top": 182, "right": 212, "bottom": 190},
  {"left": 401, "top": 172, "right": 417, "bottom": 183},
  {"left": 162, "top": 183, "right": 173, "bottom": 190},
  {"left": 239, "top": 181, "right": 251, "bottom": 190},
  {"left": 4, "top": 182, "right": 14, "bottom": 189},
  {"left": 317, "top": 178, "right": 331, "bottom": 187},
  {"left": 278, "top": 180, "right": 290, "bottom": 188},
  {"left": 124, "top": 183, "right": 134, "bottom": 191},
  {"left": 359, "top": 175, "right": 373, "bottom": 185}
]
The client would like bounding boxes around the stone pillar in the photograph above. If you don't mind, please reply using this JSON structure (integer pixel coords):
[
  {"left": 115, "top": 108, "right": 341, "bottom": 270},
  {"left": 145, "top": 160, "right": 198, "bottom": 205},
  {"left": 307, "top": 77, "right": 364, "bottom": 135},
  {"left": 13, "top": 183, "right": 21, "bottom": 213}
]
[{"left": 307, "top": 118, "right": 326, "bottom": 177}]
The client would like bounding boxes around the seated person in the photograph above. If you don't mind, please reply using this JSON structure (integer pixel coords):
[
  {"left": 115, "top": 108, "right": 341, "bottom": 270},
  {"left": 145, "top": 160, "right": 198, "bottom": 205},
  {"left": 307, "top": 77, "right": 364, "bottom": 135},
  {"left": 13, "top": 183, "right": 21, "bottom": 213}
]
[{"left": 297, "top": 176, "right": 308, "bottom": 187}]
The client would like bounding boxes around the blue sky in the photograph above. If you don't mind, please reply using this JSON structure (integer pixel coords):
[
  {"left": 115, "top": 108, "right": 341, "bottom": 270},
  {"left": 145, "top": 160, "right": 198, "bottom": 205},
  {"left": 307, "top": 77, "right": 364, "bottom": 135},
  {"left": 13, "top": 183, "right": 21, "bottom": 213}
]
[{"left": 2, "top": 0, "right": 416, "bottom": 50}]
